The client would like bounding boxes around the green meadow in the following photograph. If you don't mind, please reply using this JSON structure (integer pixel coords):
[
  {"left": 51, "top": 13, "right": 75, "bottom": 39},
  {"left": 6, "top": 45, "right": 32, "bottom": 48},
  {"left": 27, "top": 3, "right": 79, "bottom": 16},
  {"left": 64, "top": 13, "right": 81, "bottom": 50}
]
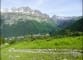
[{"left": 1, "top": 36, "right": 83, "bottom": 60}]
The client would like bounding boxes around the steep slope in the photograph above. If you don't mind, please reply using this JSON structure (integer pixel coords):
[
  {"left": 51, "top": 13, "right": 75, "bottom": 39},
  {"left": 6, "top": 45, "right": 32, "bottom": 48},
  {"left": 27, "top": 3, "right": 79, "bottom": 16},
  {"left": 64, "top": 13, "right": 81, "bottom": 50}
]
[
  {"left": 67, "top": 17, "right": 83, "bottom": 32},
  {"left": 54, "top": 17, "right": 83, "bottom": 35},
  {"left": 60, "top": 17, "right": 83, "bottom": 35},
  {"left": 51, "top": 15, "right": 81, "bottom": 29},
  {"left": 1, "top": 7, "right": 56, "bottom": 37}
]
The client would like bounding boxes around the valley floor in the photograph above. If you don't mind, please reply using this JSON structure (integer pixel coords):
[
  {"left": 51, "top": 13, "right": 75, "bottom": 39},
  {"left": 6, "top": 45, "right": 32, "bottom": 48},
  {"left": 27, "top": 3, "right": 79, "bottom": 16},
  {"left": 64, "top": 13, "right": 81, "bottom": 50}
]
[{"left": 1, "top": 36, "right": 83, "bottom": 60}]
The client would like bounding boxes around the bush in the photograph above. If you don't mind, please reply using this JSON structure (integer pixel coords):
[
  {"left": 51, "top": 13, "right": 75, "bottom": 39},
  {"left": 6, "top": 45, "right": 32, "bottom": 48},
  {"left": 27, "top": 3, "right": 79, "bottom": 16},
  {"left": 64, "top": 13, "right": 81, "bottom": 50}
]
[
  {"left": 70, "top": 32, "right": 83, "bottom": 36},
  {"left": 0, "top": 37, "right": 5, "bottom": 45},
  {"left": 8, "top": 40, "right": 16, "bottom": 44}
]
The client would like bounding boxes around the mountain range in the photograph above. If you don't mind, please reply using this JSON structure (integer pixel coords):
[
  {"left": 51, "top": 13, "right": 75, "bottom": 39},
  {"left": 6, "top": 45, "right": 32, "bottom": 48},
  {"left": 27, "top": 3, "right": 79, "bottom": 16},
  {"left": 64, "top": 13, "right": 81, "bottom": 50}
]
[{"left": 1, "top": 7, "right": 82, "bottom": 37}]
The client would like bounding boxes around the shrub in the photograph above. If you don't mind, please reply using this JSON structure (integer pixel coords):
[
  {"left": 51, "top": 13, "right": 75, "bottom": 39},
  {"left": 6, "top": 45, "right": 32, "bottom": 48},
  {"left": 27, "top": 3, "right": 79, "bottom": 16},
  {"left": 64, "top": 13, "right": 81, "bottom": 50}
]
[
  {"left": 8, "top": 40, "right": 16, "bottom": 44},
  {"left": 0, "top": 37, "right": 5, "bottom": 45}
]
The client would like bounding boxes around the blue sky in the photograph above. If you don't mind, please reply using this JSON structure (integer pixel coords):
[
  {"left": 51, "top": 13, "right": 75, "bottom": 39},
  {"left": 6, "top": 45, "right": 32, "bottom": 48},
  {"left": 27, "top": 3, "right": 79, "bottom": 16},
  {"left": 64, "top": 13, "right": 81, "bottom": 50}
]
[{"left": 1, "top": 0, "right": 82, "bottom": 16}]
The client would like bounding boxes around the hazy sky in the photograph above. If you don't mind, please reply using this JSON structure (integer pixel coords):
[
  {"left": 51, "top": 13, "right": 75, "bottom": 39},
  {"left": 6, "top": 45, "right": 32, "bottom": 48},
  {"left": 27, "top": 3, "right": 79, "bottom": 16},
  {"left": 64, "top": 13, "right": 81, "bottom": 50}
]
[{"left": 1, "top": 0, "right": 82, "bottom": 16}]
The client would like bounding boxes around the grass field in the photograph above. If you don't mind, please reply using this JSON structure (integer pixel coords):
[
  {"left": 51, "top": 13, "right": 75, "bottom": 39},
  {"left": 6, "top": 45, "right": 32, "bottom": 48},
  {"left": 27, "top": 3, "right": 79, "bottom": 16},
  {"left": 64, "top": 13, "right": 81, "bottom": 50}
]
[{"left": 1, "top": 36, "right": 83, "bottom": 60}]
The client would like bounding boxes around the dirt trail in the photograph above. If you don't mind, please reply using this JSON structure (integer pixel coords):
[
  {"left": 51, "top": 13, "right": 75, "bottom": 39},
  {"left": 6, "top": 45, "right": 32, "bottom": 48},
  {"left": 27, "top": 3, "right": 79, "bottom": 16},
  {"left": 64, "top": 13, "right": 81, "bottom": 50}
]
[{"left": 8, "top": 48, "right": 82, "bottom": 55}]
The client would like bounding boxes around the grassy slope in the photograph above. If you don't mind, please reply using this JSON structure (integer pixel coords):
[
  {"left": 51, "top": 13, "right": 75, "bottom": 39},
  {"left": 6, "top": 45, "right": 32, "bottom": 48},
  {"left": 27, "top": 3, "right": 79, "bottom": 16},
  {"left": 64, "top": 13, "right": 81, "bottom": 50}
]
[{"left": 3, "top": 36, "right": 83, "bottom": 49}]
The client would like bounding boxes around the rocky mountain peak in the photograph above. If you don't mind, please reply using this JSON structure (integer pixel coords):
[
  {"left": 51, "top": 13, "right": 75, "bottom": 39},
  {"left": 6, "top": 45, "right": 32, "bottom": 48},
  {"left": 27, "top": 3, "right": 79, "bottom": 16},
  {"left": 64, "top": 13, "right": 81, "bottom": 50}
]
[{"left": 1, "top": 6, "right": 50, "bottom": 19}]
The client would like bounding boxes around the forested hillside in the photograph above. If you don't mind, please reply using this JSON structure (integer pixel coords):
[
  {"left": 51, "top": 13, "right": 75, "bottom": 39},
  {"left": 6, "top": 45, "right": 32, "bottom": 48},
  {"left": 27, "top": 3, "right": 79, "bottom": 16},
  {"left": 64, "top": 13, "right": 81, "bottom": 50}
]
[
  {"left": 57, "top": 17, "right": 83, "bottom": 35},
  {"left": 67, "top": 17, "right": 83, "bottom": 32},
  {"left": 1, "top": 12, "right": 56, "bottom": 37}
]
